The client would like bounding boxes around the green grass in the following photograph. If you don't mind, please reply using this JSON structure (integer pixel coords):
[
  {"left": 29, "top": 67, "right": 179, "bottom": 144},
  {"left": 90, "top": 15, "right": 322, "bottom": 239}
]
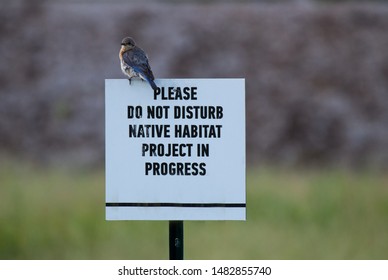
[{"left": 1, "top": 160, "right": 387, "bottom": 259}]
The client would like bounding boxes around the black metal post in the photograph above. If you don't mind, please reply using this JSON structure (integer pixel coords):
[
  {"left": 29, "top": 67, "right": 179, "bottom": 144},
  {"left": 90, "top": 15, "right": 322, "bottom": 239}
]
[{"left": 169, "top": 221, "right": 184, "bottom": 260}]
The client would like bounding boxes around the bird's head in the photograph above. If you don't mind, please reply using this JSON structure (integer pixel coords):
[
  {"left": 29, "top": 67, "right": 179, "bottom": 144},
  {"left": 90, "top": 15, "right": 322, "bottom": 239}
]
[{"left": 120, "top": 37, "right": 136, "bottom": 51}]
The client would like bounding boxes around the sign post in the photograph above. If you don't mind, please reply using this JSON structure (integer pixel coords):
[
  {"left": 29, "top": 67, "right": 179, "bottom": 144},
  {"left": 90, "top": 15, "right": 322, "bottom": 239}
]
[
  {"left": 169, "top": 221, "right": 183, "bottom": 260},
  {"left": 105, "top": 78, "right": 245, "bottom": 259}
]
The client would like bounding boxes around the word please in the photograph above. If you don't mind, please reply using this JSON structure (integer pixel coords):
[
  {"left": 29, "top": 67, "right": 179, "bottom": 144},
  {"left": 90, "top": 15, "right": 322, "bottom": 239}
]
[{"left": 154, "top": 86, "right": 197, "bottom": 100}]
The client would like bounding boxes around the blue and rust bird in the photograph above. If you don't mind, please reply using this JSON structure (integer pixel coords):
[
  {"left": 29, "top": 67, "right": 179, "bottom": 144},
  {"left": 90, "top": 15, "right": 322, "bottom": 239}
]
[{"left": 119, "top": 37, "right": 157, "bottom": 91}]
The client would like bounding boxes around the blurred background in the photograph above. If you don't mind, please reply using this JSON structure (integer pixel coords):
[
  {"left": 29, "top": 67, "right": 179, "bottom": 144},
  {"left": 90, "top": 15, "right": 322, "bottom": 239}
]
[{"left": 1, "top": 0, "right": 388, "bottom": 259}]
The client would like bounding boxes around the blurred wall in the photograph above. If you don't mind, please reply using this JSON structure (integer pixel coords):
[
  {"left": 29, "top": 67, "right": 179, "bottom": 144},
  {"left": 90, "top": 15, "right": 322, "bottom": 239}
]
[{"left": 1, "top": 1, "right": 388, "bottom": 167}]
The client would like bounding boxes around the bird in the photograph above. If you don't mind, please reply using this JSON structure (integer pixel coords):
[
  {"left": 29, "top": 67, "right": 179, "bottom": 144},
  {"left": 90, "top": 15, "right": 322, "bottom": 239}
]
[{"left": 119, "top": 37, "right": 157, "bottom": 91}]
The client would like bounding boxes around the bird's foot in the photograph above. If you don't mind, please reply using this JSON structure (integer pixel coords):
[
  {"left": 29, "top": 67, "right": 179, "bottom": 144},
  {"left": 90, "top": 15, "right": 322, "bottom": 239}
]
[{"left": 128, "top": 78, "right": 132, "bottom": 85}]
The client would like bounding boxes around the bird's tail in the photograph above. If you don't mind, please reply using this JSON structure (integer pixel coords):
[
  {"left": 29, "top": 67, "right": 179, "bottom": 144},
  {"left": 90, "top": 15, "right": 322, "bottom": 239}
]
[{"left": 147, "top": 78, "right": 158, "bottom": 91}]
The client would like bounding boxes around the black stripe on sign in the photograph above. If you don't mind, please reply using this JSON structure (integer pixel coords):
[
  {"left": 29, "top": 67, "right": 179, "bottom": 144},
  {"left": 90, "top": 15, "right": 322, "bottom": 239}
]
[{"left": 106, "top": 202, "right": 246, "bottom": 208}]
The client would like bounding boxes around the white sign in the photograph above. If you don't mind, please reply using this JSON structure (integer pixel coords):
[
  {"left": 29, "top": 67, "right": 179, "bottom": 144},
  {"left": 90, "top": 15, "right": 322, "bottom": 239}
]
[{"left": 105, "top": 79, "right": 245, "bottom": 220}]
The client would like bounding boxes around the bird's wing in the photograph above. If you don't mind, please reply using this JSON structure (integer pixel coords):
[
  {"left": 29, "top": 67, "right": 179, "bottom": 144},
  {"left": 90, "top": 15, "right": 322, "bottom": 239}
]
[{"left": 122, "top": 48, "right": 155, "bottom": 80}]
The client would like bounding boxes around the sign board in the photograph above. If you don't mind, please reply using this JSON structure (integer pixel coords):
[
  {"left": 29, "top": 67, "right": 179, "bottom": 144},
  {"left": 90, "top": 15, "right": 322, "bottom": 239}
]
[{"left": 105, "top": 79, "right": 245, "bottom": 220}]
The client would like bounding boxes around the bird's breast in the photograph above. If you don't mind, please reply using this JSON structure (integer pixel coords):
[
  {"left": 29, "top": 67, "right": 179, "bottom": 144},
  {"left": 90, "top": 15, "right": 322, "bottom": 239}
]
[{"left": 119, "top": 48, "right": 124, "bottom": 61}]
